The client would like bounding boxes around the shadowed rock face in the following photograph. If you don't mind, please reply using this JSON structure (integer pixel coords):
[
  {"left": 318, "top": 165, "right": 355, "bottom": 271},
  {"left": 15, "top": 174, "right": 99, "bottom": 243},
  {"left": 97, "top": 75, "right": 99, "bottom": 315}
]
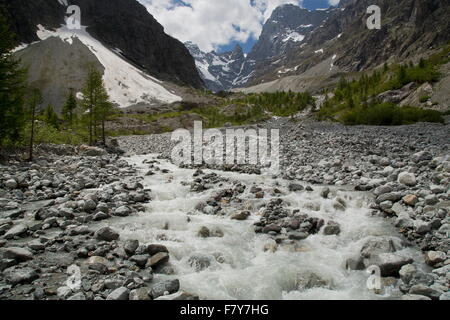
[{"left": 1, "top": 0, "right": 204, "bottom": 89}]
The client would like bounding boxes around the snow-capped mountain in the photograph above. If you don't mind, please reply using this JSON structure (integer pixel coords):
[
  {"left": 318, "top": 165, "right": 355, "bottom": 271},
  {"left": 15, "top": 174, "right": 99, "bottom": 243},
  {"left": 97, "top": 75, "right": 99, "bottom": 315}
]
[
  {"left": 248, "top": 4, "right": 330, "bottom": 64},
  {"left": 187, "top": 4, "right": 330, "bottom": 91},
  {"left": 185, "top": 42, "right": 246, "bottom": 92},
  {"left": 4, "top": 0, "right": 203, "bottom": 109}
]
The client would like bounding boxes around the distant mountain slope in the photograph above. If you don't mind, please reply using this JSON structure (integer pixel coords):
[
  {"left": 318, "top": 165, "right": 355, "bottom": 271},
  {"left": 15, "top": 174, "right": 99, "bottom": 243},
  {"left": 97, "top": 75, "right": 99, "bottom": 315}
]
[
  {"left": 14, "top": 25, "right": 183, "bottom": 111},
  {"left": 247, "top": 0, "right": 450, "bottom": 87},
  {"left": 187, "top": 4, "right": 330, "bottom": 91},
  {"left": 185, "top": 42, "right": 246, "bottom": 92},
  {"left": 1, "top": 0, "right": 203, "bottom": 89}
]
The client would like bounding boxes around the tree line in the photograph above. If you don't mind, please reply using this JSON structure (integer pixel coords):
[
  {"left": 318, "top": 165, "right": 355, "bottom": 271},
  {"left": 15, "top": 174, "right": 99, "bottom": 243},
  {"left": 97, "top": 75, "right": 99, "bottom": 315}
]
[{"left": 0, "top": 13, "right": 115, "bottom": 160}]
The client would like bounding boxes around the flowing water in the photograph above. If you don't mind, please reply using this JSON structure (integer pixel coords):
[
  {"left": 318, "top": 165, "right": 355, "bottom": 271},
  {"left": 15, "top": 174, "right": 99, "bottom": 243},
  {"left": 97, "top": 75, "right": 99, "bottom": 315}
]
[{"left": 102, "top": 154, "right": 425, "bottom": 300}]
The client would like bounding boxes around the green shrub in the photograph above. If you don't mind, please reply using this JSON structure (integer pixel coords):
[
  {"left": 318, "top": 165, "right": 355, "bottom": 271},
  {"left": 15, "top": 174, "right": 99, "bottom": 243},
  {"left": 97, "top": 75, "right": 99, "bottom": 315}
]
[
  {"left": 340, "top": 103, "right": 444, "bottom": 126},
  {"left": 419, "top": 96, "right": 431, "bottom": 103}
]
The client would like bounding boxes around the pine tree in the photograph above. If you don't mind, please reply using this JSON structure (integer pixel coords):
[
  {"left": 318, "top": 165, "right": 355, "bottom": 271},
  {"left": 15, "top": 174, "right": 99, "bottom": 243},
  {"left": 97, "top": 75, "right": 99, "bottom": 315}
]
[
  {"left": 43, "top": 104, "right": 59, "bottom": 129},
  {"left": 81, "top": 66, "right": 101, "bottom": 145},
  {"left": 0, "top": 12, "right": 26, "bottom": 146},
  {"left": 62, "top": 90, "right": 77, "bottom": 125},
  {"left": 96, "top": 86, "right": 114, "bottom": 145},
  {"left": 80, "top": 66, "right": 114, "bottom": 145}
]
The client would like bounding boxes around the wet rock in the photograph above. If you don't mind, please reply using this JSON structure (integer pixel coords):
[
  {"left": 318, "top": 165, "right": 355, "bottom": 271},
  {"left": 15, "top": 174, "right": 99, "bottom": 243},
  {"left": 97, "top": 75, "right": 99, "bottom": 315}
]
[
  {"left": 149, "top": 279, "right": 180, "bottom": 299},
  {"left": 130, "top": 255, "right": 150, "bottom": 268},
  {"left": 197, "top": 226, "right": 210, "bottom": 238},
  {"left": 409, "top": 284, "right": 443, "bottom": 300},
  {"left": 124, "top": 240, "right": 140, "bottom": 256},
  {"left": 188, "top": 254, "right": 211, "bottom": 271},
  {"left": 366, "top": 253, "right": 413, "bottom": 277},
  {"left": 231, "top": 211, "right": 250, "bottom": 221},
  {"left": 106, "top": 287, "right": 130, "bottom": 300},
  {"left": 288, "top": 184, "right": 304, "bottom": 192},
  {"left": 346, "top": 256, "right": 365, "bottom": 271},
  {"left": 360, "top": 237, "right": 398, "bottom": 258},
  {"left": 288, "top": 231, "right": 309, "bottom": 240},
  {"left": 320, "top": 187, "right": 330, "bottom": 199},
  {"left": 146, "top": 252, "right": 169, "bottom": 268},
  {"left": 399, "top": 264, "right": 416, "bottom": 284},
  {"left": 146, "top": 244, "right": 169, "bottom": 256},
  {"left": 262, "top": 224, "right": 282, "bottom": 234},
  {"left": 323, "top": 221, "right": 341, "bottom": 236},
  {"left": 93, "top": 212, "right": 110, "bottom": 221},
  {"left": 114, "top": 206, "right": 131, "bottom": 217},
  {"left": 95, "top": 227, "right": 119, "bottom": 242}
]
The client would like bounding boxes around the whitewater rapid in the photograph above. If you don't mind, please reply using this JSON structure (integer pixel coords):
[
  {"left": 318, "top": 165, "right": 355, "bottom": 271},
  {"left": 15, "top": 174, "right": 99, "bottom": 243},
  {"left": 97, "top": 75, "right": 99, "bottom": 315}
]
[{"left": 100, "top": 154, "right": 424, "bottom": 300}]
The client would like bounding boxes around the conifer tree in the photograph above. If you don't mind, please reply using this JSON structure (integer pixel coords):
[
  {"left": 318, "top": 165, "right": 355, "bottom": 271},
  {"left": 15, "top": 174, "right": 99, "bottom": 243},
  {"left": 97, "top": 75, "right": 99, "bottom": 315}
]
[
  {"left": 0, "top": 12, "right": 26, "bottom": 146},
  {"left": 62, "top": 90, "right": 77, "bottom": 125}
]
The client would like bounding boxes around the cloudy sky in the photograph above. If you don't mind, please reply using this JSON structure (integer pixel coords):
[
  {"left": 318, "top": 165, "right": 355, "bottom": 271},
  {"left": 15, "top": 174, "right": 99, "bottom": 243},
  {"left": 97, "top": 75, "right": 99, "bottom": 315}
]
[{"left": 137, "top": 0, "right": 340, "bottom": 53}]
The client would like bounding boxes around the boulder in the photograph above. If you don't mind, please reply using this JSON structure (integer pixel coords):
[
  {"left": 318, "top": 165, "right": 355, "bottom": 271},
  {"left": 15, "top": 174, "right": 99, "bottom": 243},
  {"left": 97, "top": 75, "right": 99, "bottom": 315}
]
[
  {"left": 4, "top": 267, "right": 38, "bottom": 285},
  {"left": 397, "top": 172, "right": 417, "bottom": 186},
  {"left": 425, "top": 251, "right": 446, "bottom": 266},
  {"left": 230, "top": 211, "right": 251, "bottom": 221},
  {"left": 129, "top": 288, "right": 150, "bottom": 300},
  {"left": 106, "top": 287, "right": 130, "bottom": 300},
  {"left": 95, "top": 227, "right": 119, "bottom": 242},
  {"left": 2, "top": 247, "right": 34, "bottom": 262},
  {"left": 79, "top": 145, "right": 108, "bottom": 157},
  {"left": 323, "top": 221, "right": 341, "bottom": 236},
  {"left": 403, "top": 195, "right": 418, "bottom": 207},
  {"left": 4, "top": 224, "right": 28, "bottom": 239},
  {"left": 146, "top": 252, "right": 169, "bottom": 268},
  {"left": 365, "top": 253, "right": 413, "bottom": 277},
  {"left": 149, "top": 279, "right": 180, "bottom": 299}
]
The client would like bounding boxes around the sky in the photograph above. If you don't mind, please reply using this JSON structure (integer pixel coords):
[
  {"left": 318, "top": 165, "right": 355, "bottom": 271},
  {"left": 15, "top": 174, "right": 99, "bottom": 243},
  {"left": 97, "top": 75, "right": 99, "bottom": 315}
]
[{"left": 137, "top": 0, "right": 341, "bottom": 53}]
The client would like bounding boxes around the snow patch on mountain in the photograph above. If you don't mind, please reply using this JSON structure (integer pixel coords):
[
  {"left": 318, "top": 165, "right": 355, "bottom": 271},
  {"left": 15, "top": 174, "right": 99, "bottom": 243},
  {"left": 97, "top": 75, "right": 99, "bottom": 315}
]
[{"left": 36, "top": 25, "right": 181, "bottom": 107}]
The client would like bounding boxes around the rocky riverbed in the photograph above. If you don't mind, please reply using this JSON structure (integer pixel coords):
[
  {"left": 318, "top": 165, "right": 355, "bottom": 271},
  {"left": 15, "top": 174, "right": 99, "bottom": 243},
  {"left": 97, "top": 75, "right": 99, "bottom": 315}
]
[{"left": 0, "top": 118, "right": 449, "bottom": 300}]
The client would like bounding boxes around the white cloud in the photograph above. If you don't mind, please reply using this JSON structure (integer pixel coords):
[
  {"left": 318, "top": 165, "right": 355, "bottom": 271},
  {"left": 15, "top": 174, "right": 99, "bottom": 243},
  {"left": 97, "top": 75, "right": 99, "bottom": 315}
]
[
  {"left": 137, "top": 0, "right": 303, "bottom": 52},
  {"left": 328, "top": 0, "right": 340, "bottom": 6}
]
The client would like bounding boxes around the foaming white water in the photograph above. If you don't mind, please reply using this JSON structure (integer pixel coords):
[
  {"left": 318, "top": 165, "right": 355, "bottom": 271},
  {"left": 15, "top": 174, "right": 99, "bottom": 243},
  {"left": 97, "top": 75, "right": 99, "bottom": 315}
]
[{"left": 106, "top": 154, "right": 423, "bottom": 300}]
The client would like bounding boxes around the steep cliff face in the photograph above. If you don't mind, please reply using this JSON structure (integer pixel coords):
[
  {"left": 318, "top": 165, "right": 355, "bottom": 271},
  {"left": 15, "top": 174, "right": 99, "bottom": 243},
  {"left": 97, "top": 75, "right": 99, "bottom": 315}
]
[
  {"left": 247, "top": 0, "right": 450, "bottom": 86},
  {"left": 247, "top": 4, "right": 330, "bottom": 63},
  {"left": 1, "top": 0, "right": 204, "bottom": 89}
]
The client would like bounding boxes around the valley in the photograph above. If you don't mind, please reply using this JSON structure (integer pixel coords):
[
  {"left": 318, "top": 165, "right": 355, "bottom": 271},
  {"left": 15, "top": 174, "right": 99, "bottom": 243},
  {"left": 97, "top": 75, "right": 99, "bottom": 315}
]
[{"left": 0, "top": 0, "right": 449, "bottom": 302}]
